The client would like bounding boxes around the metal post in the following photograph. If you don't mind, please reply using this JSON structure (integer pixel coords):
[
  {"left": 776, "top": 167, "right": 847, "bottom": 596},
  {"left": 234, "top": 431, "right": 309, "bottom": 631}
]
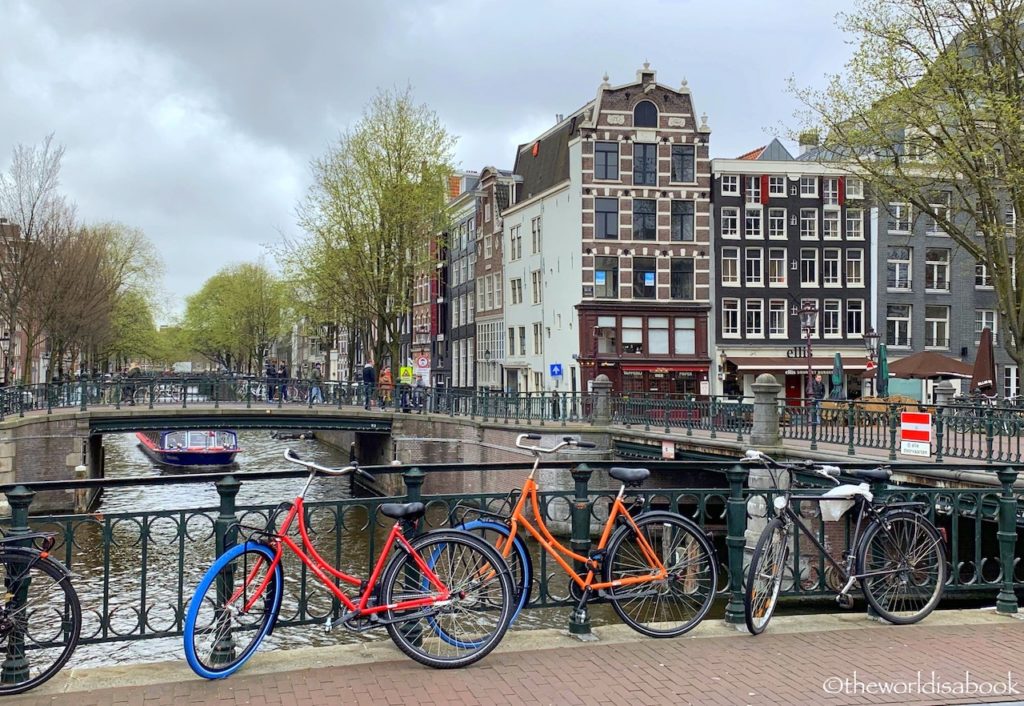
[
  {"left": 568, "top": 463, "right": 594, "bottom": 639},
  {"left": 2, "top": 486, "right": 35, "bottom": 684},
  {"left": 402, "top": 468, "right": 425, "bottom": 532},
  {"left": 846, "top": 401, "right": 855, "bottom": 456},
  {"left": 888, "top": 403, "right": 899, "bottom": 461},
  {"left": 400, "top": 467, "right": 426, "bottom": 647},
  {"left": 724, "top": 465, "right": 748, "bottom": 627},
  {"left": 211, "top": 475, "right": 240, "bottom": 665},
  {"left": 79, "top": 374, "right": 87, "bottom": 411},
  {"left": 934, "top": 405, "right": 945, "bottom": 463},
  {"left": 996, "top": 467, "right": 1019, "bottom": 614},
  {"left": 984, "top": 406, "right": 995, "bottom": 464}
]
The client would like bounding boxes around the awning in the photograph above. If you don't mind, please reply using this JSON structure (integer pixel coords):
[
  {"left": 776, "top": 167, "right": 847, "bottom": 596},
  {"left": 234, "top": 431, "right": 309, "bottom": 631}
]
[
  {"left": 726, "top": 356, "right": 870, "bottom": 373},
  {"left": 620, "top": 364, "right": 709, "bottom": 372}
]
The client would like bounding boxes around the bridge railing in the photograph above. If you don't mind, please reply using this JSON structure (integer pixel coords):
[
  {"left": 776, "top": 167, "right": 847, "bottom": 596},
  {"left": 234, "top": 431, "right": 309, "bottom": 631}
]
[{"left": 0, "top": 458, "right": 1019, "bottom": 667}]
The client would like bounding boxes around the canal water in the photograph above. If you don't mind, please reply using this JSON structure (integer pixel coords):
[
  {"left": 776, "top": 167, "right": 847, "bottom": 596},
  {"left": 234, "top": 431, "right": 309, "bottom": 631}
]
[{"left": 68, "top": 431, "right": 632, "bottom": 669}]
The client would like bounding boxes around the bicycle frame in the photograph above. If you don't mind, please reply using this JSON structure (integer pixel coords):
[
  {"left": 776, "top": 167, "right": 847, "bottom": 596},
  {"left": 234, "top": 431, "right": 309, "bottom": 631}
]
[{"left": 231, "top": 494, "right": 450, "bottom": 621}]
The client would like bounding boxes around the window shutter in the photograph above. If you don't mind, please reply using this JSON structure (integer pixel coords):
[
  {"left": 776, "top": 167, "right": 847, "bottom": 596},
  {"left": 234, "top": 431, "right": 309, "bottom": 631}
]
[
  {"left": 761, "top": 174, "right": 770, "bottom": 205},
  {"left": 838, "top": 176, "right": 845, "bottom": 206}
]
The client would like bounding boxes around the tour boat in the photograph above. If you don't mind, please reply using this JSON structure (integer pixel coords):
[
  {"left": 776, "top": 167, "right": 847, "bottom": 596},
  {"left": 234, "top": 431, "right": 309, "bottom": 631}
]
[{"left": 136, "top": 430, "right": 240, "bottom": 467}]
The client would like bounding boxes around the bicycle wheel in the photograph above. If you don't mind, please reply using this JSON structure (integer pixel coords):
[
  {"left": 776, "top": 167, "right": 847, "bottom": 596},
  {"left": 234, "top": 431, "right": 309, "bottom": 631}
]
[
  {"left": 184, "top": 542, "right": 283, "bottom": 679},
  {"left": 856, "top": 510, "right": 946, "bottom": 625},
  {"left": 380, "top": 530, "right": 513, "bottom": 669},
  {"left": 0, "top": 548, "right": 81, "bottom": 696},
  {"left": 744, "top": 517, "right": 789, "bottom": 635},
  {"left": 603, "top": 511, "right": 718, "bottom": 638},
  {"left": 457, "top": 519, "right": 532, "bottom": 622}
]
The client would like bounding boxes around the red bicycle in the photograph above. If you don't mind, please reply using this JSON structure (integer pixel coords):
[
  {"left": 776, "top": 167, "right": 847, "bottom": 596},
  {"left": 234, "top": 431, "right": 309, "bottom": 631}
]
[{"left": 183, "top": 450, "right": 514, "bottom": 676}]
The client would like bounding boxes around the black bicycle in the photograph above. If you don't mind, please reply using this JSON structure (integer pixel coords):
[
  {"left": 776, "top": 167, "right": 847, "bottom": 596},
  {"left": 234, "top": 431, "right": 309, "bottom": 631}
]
[
  {"left": 742, "top": 450, "right": 947, "bottom": 635},
  {"left": 0, "top": 532, "right": 82, "bottom": 694}
]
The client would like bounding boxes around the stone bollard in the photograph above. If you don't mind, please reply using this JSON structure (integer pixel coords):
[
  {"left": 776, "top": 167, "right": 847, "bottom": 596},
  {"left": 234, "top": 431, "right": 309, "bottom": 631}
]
[
  {"left": 590, "top": 374, "right": 612, "bottom": 426},
  {"left": 750, "top": 373, "right": 782, "bottom": 448}
]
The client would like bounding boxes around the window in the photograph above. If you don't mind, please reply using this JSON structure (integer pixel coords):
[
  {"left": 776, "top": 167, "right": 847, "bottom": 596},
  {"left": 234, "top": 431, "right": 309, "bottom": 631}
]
[
  {"left": 509, "top": 225, "right": 522, "bottom": 260},
  {"left": 484, "top": 203, "right": 491, "bottom": 223},
  {"left": 670, "top": 145, "right": 695, "bottom": 183},
  {"left": 888, "top": 203, "right": 911, "bottom": 232},
  {"left": 887, "top": 304, "right": 911, "bottom": 347},
  {"left": 1006, "top": 366, "right": 1021, "bottom": 398},
  {"left": 511, "top": 278, "right": 523, "bottom": 305},
  {"left": 594, "top": 256, "right": 618, "bottom": 298},
  {"left": 479, "top": 279, "right": 487, "bottom": 312},
  {"left": 745, "top": 299, "right": 764, "bottom": 337},
  {"left": 670, "top": 258, "right": 694, "bottom": 299},
  {"left": 596, "top": 198, "right": 618, "bottom": 239},
  {"left": 745, "top": 248, "right": 763, "bottom": 286},
  {"left": 721, "top": 247, "right": 740, "bottom": 286},
  {"left": 633, "top": 100, "right": 658, "bottom": 128},
  {"left": 595, "top": 142, "right": 619, "bottom": 180},
  {"left": 845, "top": 178, "right": 863, "bottom": 199},
  {"left": 823, "top": 248, "right": 841, "bottom": 286},
  {"left": 633, "top": 144, "right": 657, "bottom": 186},
  {"left": 467, "top": 293, "right": 474, "bottom": 324},
  {"left": 768, "top": 248, "right": 787, "bottom": 286},
  {"left": 531, "top": 217, "right": 542, "bottom": 253},
  {"left": 846, "top": 300, "right": 864, "bottom": 336},
  {"left": 744, "top": 207, "right": 762, "bottom": 238},
  {"left": 633, "top": 199, "right": 657, "bottom": 240},
  {"left": 768, "top": 300, "right": 787, "bottom": 338},
  {"left": 518, "top": 326, "right": 527, "bottom": 356},
  {"left": 927, "top": 191, "right": 950, "bottom": 234},
  {"left": 484, "top": 235, "right": 492, "bottom": 259},
  {"left": 722, "top": 300, "right": 740, "bottom": 337},
  {"left": 533, "top": 371, "right": 543, "bottom": 389},
  {"left": 800, "top": 208, "right": 818, "bottom": 239},
  {"left": 976, "top": 310, "right": 997, "bottom": 343},
  {"left": 622, "top": 316, "right": 643, "bottom": 353},
  {"left": 531, "top": 270, "right": 542, "bottom": 303},
  {"left": 453, "top": 295, "right": 461, "bottom": 327},
  {"left": 768, "top": 176, "right": 785, "bottom": 197},
  {"left": 924, "top": 248, "right": 950, "bottom": 291},
  {"left": 632, "top": 257, "right": 656, "bottom": 298},
  {"left": 823, "top": 178, "right": 840, "bottom": 206},
  {"left": 721, "top": 175, "right": 739, "bottom": 195},
  {"left": 846, "top": 249, "right": 864, "bottom": 286},
  {"left": 532, "top": 322, "right": 543, "bottom": 355},
  {"left": 823, "top": 210, "right": 841, "bottom": 239},
  {"left": 976, "top": 262, "right": 993, "bottom": 288},
  {"left": 493, "top": 273, "right": 502, "bottom": 307},
  {"left": 925, "top": 305, "right": 949, "bottom": 348},
  {"left": 800, "top": 176, "right": 818, "bottom": 197},
  {"left": 887, "top": 247, "right": 912, "bottom": 289},
  {"left": 671, "top": 200, "right": 694, "bottom": 241},
  {"left": 720, "top": 207, "right": 740, "bottom": 238},
  {"left": 649, "top": 317, "right": 669, "bottom": 354},
  {"left": 746, "top": 176, "right": 761, "bottom": 204},
  {"left": 845, "top": 209, "right": 863, "bottom": 239},
  {"left": 508, "top": 327, "right": 515, "bottom": 357},
  {"left": 1006, "top": 204, "right": 1017, "bottom": 232},
  {"left": 800, "top": 248, "right": 818, "bottom": 286},
  {"left": 675, "top": 318, "right": 696, "bottom": 354},
  {"left": 823, "top": 299, "right": 841, "bottom": 337},
  {"left": 768, "top": 208, "right": 786, "bottom": 239}
]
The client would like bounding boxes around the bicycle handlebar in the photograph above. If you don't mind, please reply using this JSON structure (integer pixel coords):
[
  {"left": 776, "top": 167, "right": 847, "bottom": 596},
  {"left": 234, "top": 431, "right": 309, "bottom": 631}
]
[
  {"left": 742, "top": 449, "right": 866, "bottom": 485},
  {"left": 515, "top": 433, "right": 594, "bottom": 454},
  {"left": 283, "top": 448, "right": 376, "bottom": 482}
]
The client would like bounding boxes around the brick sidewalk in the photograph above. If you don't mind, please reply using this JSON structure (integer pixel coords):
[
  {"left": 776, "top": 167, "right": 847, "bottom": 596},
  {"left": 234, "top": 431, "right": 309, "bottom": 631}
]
[{"left": 13, "top": 620, "right": 1024, "bottom": 706}]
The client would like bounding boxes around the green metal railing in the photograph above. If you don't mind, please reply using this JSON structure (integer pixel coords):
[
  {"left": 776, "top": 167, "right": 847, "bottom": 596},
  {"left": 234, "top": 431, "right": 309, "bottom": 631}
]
[{"left": 0, "top": 458, "right": 1020, "bottom": 664}]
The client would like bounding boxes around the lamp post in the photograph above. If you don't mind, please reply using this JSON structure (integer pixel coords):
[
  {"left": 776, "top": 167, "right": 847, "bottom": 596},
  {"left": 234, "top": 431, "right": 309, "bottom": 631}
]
[
  {"left": 0, "top": 334, "right": 9, "bottom": 386},
  {"left": 792, "top": 303, "right": 819, "bottom": 396},
  {"left": 863, "top": 328, "right": 880, "bottom": 396},
  {"left": 483, "top": 349, "right": 491, "bottom": 389}
]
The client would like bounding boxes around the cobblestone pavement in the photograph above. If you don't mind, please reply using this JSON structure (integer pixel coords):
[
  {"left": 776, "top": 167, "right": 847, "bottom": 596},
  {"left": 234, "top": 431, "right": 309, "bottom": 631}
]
[{"left": 11, "top": 618, "right": 1024, "bottom": 706}]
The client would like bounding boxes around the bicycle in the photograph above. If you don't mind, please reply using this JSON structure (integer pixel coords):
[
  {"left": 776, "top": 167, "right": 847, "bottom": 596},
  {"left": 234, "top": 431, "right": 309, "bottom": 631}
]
[
  {"left": 183, "top": 449, "right": 514, "bottom": 678},
  {"left": 0, "top": 532, "right": 83, "bottom": 695},
  {"left": 454, "top": 433, "right": 718, "bottom": 638},
  {"left": 742, "top": 450, "right": 947, "bottom": 635}
]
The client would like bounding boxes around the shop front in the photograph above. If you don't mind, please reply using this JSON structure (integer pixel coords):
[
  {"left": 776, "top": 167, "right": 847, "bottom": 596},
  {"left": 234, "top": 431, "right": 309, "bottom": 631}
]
[{"left": 721, "top": 350, "right": 870, "bottom": 402}]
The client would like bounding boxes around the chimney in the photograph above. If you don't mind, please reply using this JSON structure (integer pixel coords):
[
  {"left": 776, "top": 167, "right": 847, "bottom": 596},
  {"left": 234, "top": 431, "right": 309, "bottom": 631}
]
[
  {"left": 448, "top": 175, "right": 462, "bottom": 199},
  {"left": 555, "top": 113, "right": 564, "bottom": 124},
  {"left": 798, "top": 130, "right": 820, "bottom": 156}
]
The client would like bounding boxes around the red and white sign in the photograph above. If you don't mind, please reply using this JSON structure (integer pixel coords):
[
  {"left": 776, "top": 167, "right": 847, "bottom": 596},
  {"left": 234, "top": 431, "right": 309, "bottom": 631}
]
[
  {"left": 416, "top": 355, "right": 430, "bottom": 369},
  {"left": 900, "top": 411, "right": 932, "bottom": 457}
]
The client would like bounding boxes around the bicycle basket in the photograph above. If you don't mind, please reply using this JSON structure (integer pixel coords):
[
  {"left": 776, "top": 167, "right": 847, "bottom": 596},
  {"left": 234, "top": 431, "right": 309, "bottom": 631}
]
[{"left": 819, "top": 483, "right": 870, "bottom": 522}]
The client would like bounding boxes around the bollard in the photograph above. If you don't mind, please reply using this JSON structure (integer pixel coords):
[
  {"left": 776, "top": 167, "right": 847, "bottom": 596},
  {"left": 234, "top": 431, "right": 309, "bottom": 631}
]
[
  {"left": 984, "top": 406, "right": 994, "bottom": 464},
  {"left": 996, "top": 467, "right": 1019, "bottom": 614},
  {"left": 887, "top": 403, "right": 899, "bottom": 461},
  {"left": 211, "top": 475, "right": 240, "bottom": 665},
  {"left": 934, "top": 406, "right": 945, "bottom": 463},
  {"left": 724, "top": 466, "right": 747, "bottom": 627},
  {"left": 2, "top": 486, "right": 35, "bottom": 684},
  {"left": 846, "top": 401, "right": 855, "bottom": 456},
  {"left": 568, "top": 463, "right": 594, "bottom": 639}
]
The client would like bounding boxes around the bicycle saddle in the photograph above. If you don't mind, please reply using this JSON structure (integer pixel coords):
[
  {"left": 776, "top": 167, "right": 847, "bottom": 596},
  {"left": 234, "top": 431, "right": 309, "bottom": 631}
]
[
  {"left": 609, "top": 467, "right": 650, "bottom": 484},
  {"left": 380, "top": 502, "right": 426, "bottom": 521},
  {"left": 843, "top": 467, "right": 891, "bottom": 483}
]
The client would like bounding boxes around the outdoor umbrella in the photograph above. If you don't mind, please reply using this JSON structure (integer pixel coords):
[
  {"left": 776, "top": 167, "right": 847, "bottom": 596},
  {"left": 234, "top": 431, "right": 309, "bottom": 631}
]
[
  {"left": 884, "top": 350, "right": 973, "bottom": 380},
  {"left": 830, "top": 353, "right": 844, "bottom": 399},
  {"left": 876, "top": 344, "right": 889, "bottom": 397},
  {"left": 969, "top": 327, "right": 997, "bottom": 394}
]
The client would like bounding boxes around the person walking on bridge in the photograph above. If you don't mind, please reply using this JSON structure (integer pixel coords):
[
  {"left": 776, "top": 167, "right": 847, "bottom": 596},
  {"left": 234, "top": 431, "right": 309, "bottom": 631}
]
[{"left": 362, "top": 361, "right": 376, "bottom": 410}]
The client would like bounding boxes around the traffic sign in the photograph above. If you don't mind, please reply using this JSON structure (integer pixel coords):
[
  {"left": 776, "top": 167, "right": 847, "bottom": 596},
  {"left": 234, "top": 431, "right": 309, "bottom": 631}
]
[
  {"left": 416, "top": 355, "right": 430, "bottom": 368},
  {"left": 549, "top": 363, "right": 563, "bottom": 378},
  {"left": 899, "top": 411, "right": 932, "bottom": 457},
  {"left": 399, "top": 366, "right": 414, "bottom": 384}
]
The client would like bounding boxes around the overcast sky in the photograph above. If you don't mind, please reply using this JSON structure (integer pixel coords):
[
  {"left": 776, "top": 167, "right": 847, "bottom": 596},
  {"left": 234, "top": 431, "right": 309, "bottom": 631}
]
[{"left": 1, "top": 0, "right": 852, "bottom": 320}]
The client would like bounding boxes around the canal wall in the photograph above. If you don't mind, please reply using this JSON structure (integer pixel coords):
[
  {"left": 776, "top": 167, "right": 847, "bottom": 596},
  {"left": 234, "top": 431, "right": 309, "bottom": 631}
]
[{"left": 0, "top": 412, "right": 93, "bottom": 512}]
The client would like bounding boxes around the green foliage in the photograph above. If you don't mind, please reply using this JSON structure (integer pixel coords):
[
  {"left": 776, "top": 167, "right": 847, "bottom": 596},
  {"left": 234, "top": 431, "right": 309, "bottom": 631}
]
[{"left": 108, "top": 290, "right": 158, "bottom": 363}]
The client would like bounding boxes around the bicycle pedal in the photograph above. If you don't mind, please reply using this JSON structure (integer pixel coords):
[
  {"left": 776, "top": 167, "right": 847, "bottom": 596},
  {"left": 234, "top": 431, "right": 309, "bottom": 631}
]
[
  {"left": 836, "top": 593, "right": 855, "bottom": 610},
  {"left": 324, "top": 616, "right": 333, "bottom": 633}
]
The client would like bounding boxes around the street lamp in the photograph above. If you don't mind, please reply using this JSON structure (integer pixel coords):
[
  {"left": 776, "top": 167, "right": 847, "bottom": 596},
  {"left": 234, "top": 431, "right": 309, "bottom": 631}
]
[
  {"left": 792, "top": 303, "right": 819, "bottom": 396},
  {"left": 863, "top": 328, "right": 880, "bottom": 361},
  {"left": 483, "top": 349, "right": 491, "bottom": 388}
]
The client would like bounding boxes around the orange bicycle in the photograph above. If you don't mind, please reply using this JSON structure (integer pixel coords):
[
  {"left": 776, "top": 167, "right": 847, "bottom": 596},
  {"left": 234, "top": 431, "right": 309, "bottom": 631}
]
[{"left": 456, "top": 433, "right": 718, "bottom": 637}]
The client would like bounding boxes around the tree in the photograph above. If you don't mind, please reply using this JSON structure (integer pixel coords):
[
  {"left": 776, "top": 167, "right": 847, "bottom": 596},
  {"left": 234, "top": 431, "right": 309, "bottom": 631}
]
[
  {"left": 792, "top": 0, "right": 1024, "bottom": 363},
  {"left": 289, "top": 86, "right": 455, "bottom": 378}
]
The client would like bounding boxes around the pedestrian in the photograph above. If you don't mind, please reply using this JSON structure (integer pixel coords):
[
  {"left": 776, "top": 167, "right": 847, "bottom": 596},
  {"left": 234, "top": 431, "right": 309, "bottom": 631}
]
[
  {"left": 811, "top": 373, "right": 826, "bottom": 425},
  {"left": 379, "top": 367, "right": 393, "bottom": 409},
  {"left": 309, "top": 363, "right": 324, "bottom": 404},
  {"left": 125, "top": 361, "right": 141, "bottom": 406},
  {"left": 265, "top": 360, "right": 276, "bottom": 401},
  {"left": 362, "top": 361, "right": 376, "bottom": 409},
  {"left": 278, "top": 363, "right": 289, "bottom": 402}
]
